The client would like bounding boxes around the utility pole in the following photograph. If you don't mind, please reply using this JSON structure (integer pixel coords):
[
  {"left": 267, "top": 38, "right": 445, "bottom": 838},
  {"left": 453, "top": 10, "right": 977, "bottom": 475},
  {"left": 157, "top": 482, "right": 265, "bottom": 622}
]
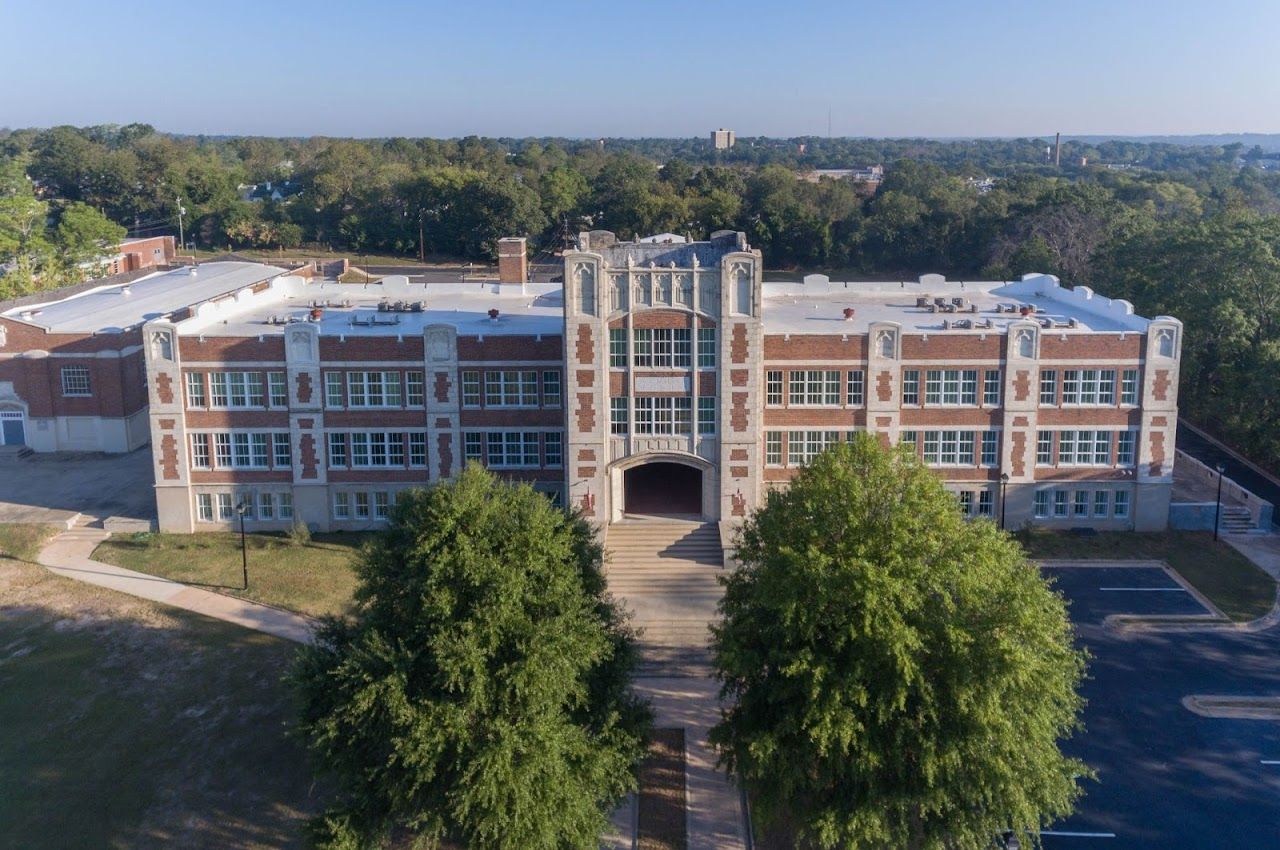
[{"left": 176, "top": 196, "right": 187, "bottom": 251}]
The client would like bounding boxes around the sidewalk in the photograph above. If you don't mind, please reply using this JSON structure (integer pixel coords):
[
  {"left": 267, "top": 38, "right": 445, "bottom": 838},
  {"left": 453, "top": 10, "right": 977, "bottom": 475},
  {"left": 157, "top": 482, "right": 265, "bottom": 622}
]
[{"left": 36, "top": 523, "right": 315, "bottom": 644}]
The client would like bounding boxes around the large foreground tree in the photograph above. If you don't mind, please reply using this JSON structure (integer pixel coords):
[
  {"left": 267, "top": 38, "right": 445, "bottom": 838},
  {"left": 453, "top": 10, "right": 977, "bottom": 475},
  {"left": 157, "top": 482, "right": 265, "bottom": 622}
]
[
  {"left": 292, "top": 465, "right": 649, "bottom": 850},
  {"left": 711, "top": 437, "right": 1089, "bottom": 850}
]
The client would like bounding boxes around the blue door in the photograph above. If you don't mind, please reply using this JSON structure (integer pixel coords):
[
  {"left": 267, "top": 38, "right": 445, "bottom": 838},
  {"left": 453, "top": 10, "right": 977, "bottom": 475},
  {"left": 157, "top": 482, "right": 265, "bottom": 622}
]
[{"left": 0, "top": 413, "right": 24, "bottom": 446}]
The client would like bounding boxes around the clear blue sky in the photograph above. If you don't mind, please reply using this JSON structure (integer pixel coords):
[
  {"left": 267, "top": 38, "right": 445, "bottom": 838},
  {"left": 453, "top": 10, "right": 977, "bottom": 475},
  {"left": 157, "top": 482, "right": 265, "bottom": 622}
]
[{"left": 2, "top": 0, "right": 1278, "bottom": 138}]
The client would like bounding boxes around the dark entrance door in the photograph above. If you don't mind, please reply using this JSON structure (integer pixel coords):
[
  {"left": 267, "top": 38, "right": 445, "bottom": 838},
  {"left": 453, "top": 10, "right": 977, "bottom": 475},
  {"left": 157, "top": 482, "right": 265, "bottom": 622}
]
[
  {"left": 624, "top": 462, "right": 702, "bottom": 517},
  {"left": 0, "top": 413, "right": 23, "bottom": 446}
]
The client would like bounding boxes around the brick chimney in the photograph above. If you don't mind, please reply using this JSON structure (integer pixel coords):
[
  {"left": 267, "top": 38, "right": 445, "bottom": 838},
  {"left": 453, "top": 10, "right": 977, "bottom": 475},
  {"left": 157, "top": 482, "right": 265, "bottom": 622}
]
[{"left": 497, "top": 237, "right": 528, "bottom": 284}]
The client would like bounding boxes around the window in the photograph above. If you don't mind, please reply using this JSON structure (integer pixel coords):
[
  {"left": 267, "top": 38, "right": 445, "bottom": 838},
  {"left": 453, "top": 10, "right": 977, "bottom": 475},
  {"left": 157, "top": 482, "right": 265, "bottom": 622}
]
[
  {"left": 461, "top": 371, "right": 481, "bottom": 407},
  {"left": 981, "top": 431, "right": 999, "bottom": 466},
  {"left": 347, "top": 371, "right": 402, "bottom": 408},
  {"left": 787, "top": 431, "right": 842, "bottom": 466},
  {"left": 217, "top": 493, "right": 234, "bottom": 521},
  {"left": 485, "top": 432, "right": 541, "bottom": 468},
  {"left": 788, "top": 370, "right": 840, "bottom": 406},
  {"left": 1037, "top": 431, "right": 1053, "bottom": 465},
  {"left": 484, "top": 370, "right": 539, "bottom": 407},
  {"left": 609, "top": 329, "right": 627, "bottom": 368},
  {"left": 208, "top": 372, "right": 263, "bottom": 408},
  {"left": 900, "top": 430, "right": 918, "bottom": 451},
  {"left": 633, "top": 328, "right": 653, "bottom": 367},
  {"left": 1118, "top": 431, "right": 1136, "bottom": 466},
  {"left": 1062, "top": 369, "right": 1116, "bottom": 405},
  {"left": 268, "top": 372, "right": 288, "bottom": 407},
  {"left": 545, "top": 433, "right": 563, "bottom": 467},
  {"left": 349, "top": 432, "right": 404, "bottom": 468},
  {"left": 464, "top": 433, "right": 483, "bottom": 461},
  {"left": 214, "top": 433, "right": 232, "bottom": 467},
  {"left": 325, "top": 372, "right": 343, "bottom": 407},
  {"left": 279, "top": 493, "right": 294, "bottom": 520},
  {"left": 958, "top": 491, "right": 974, "bottom": 516},
  {"left": 1094, "top": 490, "right": 1110, "bottom": 518},
  {"left": 1113, "top": 490, "right": 1130, "bottom": 518},
  {"left": 698, "top": 396, "right": 716, "bottom": 434},
  {"left": 1034, "top": 490, "right": 1050, "bottom": 519},
  {"left": 409, "top": 432, "right": 427, "bottom": 466},
  {"left": 542, "top": 371, "right": 561, "bottom": 407},
  {"left": 1039, "top": 369, "right": 1057, "bottom": 405},
  {"left": 328, "top": 433, "right": 347, "bottom": 467},
  {"left": 611, "top": 397, "right": 628, "bottom": 435},
  {"left": 921, "top": 430, "right": 976, "bottom": 466},
  {"left": 978, "top": 491, "right": 993, "bottom": 516},
  {"left": 1073, "top": 490, "right": 1090, "bottom": 517},
  {"left": 847, "top": 370, "right": 865, "bottom": 406},
  {"left": 902, "top": 370, "right": 920, "bottom": 405},
  {"left": 185, "top": 372, "right": 206, "bottom": 407},
  {"left": 1057, "top": 430, "right": 1113, "bottom": 466},
  {"left": 1053, "top": 490, "right": 1069, "bottom": 518},
  {"left": 273, "top": 433, "right": 291, "bottom": 468},
  {"left": 765, "top": 432, "right": 783, "bottom": 466},
  {"left": 333, "top": 492, "right": 350, "bottom": 519},
  {"left": 924, "top": 369, "right": 978, "bottom": 405},
  {"left": 983, "top": 370, "right": 1001, "bottom": 406},
  {"left": 1121, "top": 368, "right": 1139, "bottom": 405},
  {"left": 631, "top": 328, "right": 692, "bottom": 368},
  {"left": 354, "top": 491, "right": 370, "bottom": 519},
  {"left": 374, "top": 491, "right": 390, "bottom": 520},
  {"left": 766, "top": 371, "right": 783, "bottom": 406},
  {"left": 259, "top": 492, "right": 275, "bottom": 520},
  {"left": 196, "top": 493, "right": 214, "bottom": 522},
  {"left": 60, "top": 366, "right": 91, "bottom": 397},
  {"left": 697, "top": 328, "right": 716, "bottom": 368},
  {"left": 190, "top": 434, "right": 210, "bottom": 469},
  {"left": 634, "top": 397, "right": 692, "bottom": 435},
  {"left": 406, "top": 371, "right": 425, "bottom": 406}
]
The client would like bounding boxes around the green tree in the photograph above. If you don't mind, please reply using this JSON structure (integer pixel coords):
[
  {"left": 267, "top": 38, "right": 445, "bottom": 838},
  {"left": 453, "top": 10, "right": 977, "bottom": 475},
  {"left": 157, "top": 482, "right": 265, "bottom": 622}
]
[
  {"left": 291, "top": 465, "right": 649, "bottom": 850},
  {"left": 54, "top": 202, "right": 126, "bottom": 265},
  {"left": 711, "top": 437, "right": 1089, "bottom": 850}
]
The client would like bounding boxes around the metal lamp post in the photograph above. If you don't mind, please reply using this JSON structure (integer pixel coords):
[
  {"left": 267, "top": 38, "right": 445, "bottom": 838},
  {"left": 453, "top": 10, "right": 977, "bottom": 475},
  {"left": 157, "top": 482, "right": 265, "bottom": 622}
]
[
  {"left": 236, "top": 499, "right": 250, "bottom": 590},
  {"left": 1214, "top": 461, "right": 1227, "bottom": 541},
  {"left": 999, "top": 473, "right": 1010, "bottom": 531}
]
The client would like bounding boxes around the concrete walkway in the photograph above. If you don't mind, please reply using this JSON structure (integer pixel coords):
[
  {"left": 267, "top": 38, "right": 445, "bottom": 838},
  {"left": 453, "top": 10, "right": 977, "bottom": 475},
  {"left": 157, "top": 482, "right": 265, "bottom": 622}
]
[
  {"left": 1224, "top": 530, "right": 1280, "bottom": 583},
  {"left": 36, "top": 522, "right": 315, "bottom": 644}
]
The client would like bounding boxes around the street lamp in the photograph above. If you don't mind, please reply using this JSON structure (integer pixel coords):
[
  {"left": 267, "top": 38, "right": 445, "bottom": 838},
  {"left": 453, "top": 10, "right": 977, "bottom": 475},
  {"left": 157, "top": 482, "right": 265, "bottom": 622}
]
[
  {"left": 236, "top": 498, "right": 250, "bottom": 590},
  {"left": 1214, "top": 461, "right": 1227, "bottom": 541},
  {"left": 999, "top": 473, "right": 1010, "bottom": 531}
]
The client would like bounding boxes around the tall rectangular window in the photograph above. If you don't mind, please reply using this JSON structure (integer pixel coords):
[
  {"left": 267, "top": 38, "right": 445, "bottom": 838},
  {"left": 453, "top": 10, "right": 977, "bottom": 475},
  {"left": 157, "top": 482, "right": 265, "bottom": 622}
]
[
  {"left": 217, "top": 493, "right": 235, "bottom": 520},
  {"left": 185, "top": 372, "right": 206, "bottom": 407},
  {"left": 789, "top": 370, "right": 840, "bottom": 406},
  {"left": 464, "top": 433, "right": 483, "bottom": 461},
  {"left": 542, "top": 371, "right": 561, "bottom": 407},
  {"left": 328, "top": 433, "right": 347, "bottom": 467},
  {"left": 268, "top": 372, "right": 288, "bottom": 407},
  {"left": 671, "top": 328, "right": 692, "bottom": 368},
  {"left": 983, "top": 370, "right": 1001, "bottom": 406},
  {"left": 196, "top": 493, "right": 214, "bottom": 522},
  {"left": 461, "top": 371, "right": 481, "bottom": 407},
  {"left": 333, "top": 492, "right": 350, "bottom": 519},
  {"left": 766, "top": 371, "right": 783, "bottom": 406},
  {"left": 1037, "top": 431, "right": 1053, "bottom": 465},
  {"left": 273, "top": 433, "right": 291, "bottom": 468},
  {"left": 354, "top": 492, "right": 370, "bottom": 519},
  {"left": 1094, "top": 490, "right": 1110, "bottom": 518},
  {"left": 981, "top": 431, "right": 999, "bottom": 466},
  {"left": 190, "top": 434, "right": 210, "bottom": 469},
  {"left": 374, "top": 492, "right": 390, "bottom": 520},
  {"left": 544, "top": 433, "right": 563, "bottom": 467},
  {"left": 899, "top": 430, "right": 918, "bottom": 451},
  {"left": 1034, "top": 490, "right": 1050, "bottom": 519},
  {"left": 60, "top": 366, "right": 91, "bottom": 397},
  {"left": 609, "top": 329, "right": 627, "bottom": 368},
  {"left": 1054, "top": 490, "right": 1069, "bottom": 518},
  {"left": 1113, "top": 490, "right": 1130, "bottom": 518},
  {"left": 610, "top": 397, "right": 628, "bottom": 435},
  {"left": 633, "top": 329, "right": 653, "bottom": 367},
  {"left": 847, "top": 370, "right": 865, "bottom": 406},
  {"left": 406, "top": 371, "right": 425, "bottom": 406},
  {"left": 259, "top": 492, "right": 275, "bottom": 520},
  {"left": 279, "top": 492, "right": 294, "bottom": 519},
  {"left": 324, "top": 372, "right": 343, "bottom": 407},
  {"left": 1039, "top": 369, "right": 1057, "bottom": 405},
  {"left": 698, "top": 396, "right": 716, "bottom": 434},
  {"left": 765, "top": 432, "right": 783, "bottom": 466},
  {"left": 958, "top": 491, "right": 974, "bottom": 516},
  {"left": 1073, "top": 490, "right": 1090, "bottom": 517},
  {"left": 409, "top": 432, "right": 427, "bottom": 466},
  {"left": 1118, "top": 431, "right": 1136, "bottom": 466},
  {"left": 1121, "top": 369, "right": 1139, "bottom": 405},
  {"left": 978, "top": 491, "right": 994, "bottom": 516},
  {"left": 697, "top": 328, "right": 716, "bottom": 368},
  {"left": 902, "top": 370, "right": 920, "bottom": 405},
  {"left": 213, "top": 433, "right": 232, "bottom": 468}
]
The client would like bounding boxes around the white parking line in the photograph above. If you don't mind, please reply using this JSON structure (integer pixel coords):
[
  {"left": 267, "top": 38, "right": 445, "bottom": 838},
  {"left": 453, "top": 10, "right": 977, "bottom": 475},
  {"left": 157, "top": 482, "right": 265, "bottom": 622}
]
[
  {"left": 1042, "top": 830, "right": 1117, "bottom": 838},
  {"left": 1098, "top": 587, "right": 1185, "bottom": 592}
]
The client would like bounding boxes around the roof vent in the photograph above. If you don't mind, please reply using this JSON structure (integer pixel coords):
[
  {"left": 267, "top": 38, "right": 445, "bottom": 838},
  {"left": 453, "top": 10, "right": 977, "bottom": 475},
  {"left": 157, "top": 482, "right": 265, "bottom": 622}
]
[
  {"left": 488, "top": 308, "right": 500, "bottom": 322},
  {"left": 188, "top": 266, "right": 198, "bottom": 276},
  {"left": 121, "top": 286, "right": 131, "bottom": 296}
]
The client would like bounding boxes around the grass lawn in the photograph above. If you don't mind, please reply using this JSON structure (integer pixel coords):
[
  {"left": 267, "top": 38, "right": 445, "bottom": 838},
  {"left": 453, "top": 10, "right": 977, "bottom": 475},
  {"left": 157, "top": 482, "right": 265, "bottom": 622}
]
[
  {"left": 0, "top": 523, "right": 57, "bottom": 562},
  {"left": 92, "top": 532, "right": 369, "bottom": 619},
  {"left": 0, "top": 556, "right": 324, "bottom": 849},
  {"left": 1019, "top": 529, "right": 1277, "bottom": 622}
]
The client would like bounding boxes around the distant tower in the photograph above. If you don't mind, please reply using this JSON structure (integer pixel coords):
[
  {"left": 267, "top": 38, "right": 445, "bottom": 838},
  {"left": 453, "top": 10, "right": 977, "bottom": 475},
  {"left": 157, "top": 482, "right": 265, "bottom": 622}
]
[
  {"left": 711, "top": 128, "right": 736, "bottom": 150},
  {"left": 1054, "top": 132, "right": 1062, "bottom": 167}
]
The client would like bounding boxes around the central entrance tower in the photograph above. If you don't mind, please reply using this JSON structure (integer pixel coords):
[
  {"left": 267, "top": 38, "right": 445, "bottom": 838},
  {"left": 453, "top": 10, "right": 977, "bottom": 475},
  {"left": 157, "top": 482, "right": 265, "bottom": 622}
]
[{"left": 561, "top": 231, "right": 763, "bottom": 525}]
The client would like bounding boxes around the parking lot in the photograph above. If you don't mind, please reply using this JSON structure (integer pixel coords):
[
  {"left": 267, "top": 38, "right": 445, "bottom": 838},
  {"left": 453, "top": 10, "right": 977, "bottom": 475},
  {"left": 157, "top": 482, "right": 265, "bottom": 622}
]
[
  {"left": 1041, "top": 564, "right": 1280, "bottom": 848},
  {"left": 0, "top": 448, "right": 155, "bottom": 525}
]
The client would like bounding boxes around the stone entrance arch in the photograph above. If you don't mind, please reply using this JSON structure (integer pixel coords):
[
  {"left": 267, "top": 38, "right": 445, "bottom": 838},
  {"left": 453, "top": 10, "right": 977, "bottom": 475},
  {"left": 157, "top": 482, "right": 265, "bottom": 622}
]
[{"left": 608, "top": 453, "right": 717, "bottom": 522}]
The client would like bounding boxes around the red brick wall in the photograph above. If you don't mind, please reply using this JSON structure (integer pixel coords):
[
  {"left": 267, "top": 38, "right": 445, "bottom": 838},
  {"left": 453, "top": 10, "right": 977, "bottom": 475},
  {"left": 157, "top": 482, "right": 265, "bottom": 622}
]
[
  {"left": 458, "top": 335, "right": 563, "bottom": 362},
  {"left": 901, "top": 335, "right": 1001, "bottom": 360},
  {"left": 763, "top": 334, "right": 867, "bottom": 360},
  {"left": 179, "top": 335, "right": 285, "bottom": 362},
  {"left": 318, "top": 336, "right": 424, "bottom": 361},
  {"left": 1040, "top": 334, "right": 1143, "bottom": 361}
]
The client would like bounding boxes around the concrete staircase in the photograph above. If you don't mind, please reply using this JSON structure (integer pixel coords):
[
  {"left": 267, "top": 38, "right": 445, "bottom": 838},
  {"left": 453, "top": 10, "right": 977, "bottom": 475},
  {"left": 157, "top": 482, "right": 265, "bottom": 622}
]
[
  {"left": 1220, "top": 505, "right": 1258, "bottom": 534},
  {"left": 606, "top": 520, "right": 727, "bottom": 676}
]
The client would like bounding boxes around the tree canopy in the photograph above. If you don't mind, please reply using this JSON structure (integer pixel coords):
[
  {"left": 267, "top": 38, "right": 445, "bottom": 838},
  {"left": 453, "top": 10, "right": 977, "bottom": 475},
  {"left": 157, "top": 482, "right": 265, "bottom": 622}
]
[
  {"left": 291, "top": 465, "right": 649, "bottom": 850},
  {"left": 711, "top": 436, "right": 1089, "bottom": 850}
]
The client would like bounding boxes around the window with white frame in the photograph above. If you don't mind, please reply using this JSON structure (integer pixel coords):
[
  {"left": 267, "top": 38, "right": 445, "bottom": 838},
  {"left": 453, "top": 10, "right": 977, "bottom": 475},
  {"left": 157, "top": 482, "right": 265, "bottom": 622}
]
[
  {"left": 196, "top": 493, "right": 214, "bottom": 522},
  {"left": 542, "top": 371, "right": 561, "bottom": 407},
  {"left": 788, "top": 370, "right": 840, "bottom": 406},
  {"left": 1113, "top": 490, "right": 1130, "bottom": 518},
  {"left": 217, "top": 493, "right": 235, "bottom": 520},
  {"left": 268, "top": 372, "right": 287, "bottom": 406},
  {"left": 1094, "top": 490, "right": 1110, "bottom": 518},
  {"left": 60, "top": 366, "right": 92, "bottom": 397},
  {"left": 983, "top": 370, "right": 1001, "bottom": 406},
  {"left": 259, "top": 492, "right": 275, "bottom": 519},
  {"left": 190, "top": 434, "right": 210, "bottom": 469},
  {"left": 634, "top": 397, "right": 692, "bottom": 435},
  {"left": 609, "top": 329, "right": 627, "bottom": 368},
  {"left": 485, "top": 432, "right": 541, "bottom": 468},
  {"left": 409, "top": 432, "right": 427, "bottom": 466},
  {"left": 924, "top": 369, "right": 978, "bottom": 405},
  {"left": 1037, "top": 431, "right": 1053, "bottom": 465},
  {"left": 273, "top": 433, "right": 291, "bottom": 467},
  {"left": 900, "top": 430, "right": 918, "bottom": 451},
  {"left": 697, "top": 396, "right": 715, "bottom": 434},
  {"left": 632, "top": 328, "right": 692, "bottom": 368},
  {"left": 545, "top": 433, "right": 563, "bottom": 467},
  {"left": 958, "top": 490, "right": 974, "bottom": 515},
  {"left": 1121, "top": 368, "right": 1139, "bottom": 405},
  {"left": 325, "top": 372, "right": 343, "bottom": 407},
  {"left": 279, "top": 492, "right": 293, "bottom": 519},
  {"left": 1073, "top": 490, "right": 1090, "bottom": 517},
  {"left": 847, "top": 370, "right": 865, "bottom": 406},
  {"left": 1061, "top": 369, "right": 1115, "bottom": 405},
  {"left": 766, "top": 371, "right": 783, "bottom": 406},
  {"left": 610, "top": 397, "right": 628, "bottom": 434},
  {"left": 978, "top": 490, "right": 993, "bottom": 516},
  {"left": 1118, "top": 431, "right": 1136, "bottom": 466},
  {"left": 463, "top": 433, "right": 483, "bottom": 461},
  {"left": 406, "top": 371, "right": 425, "bottom": 406},
  {"left": 333, "top": 492, "right": 351, "bottom": 519},
  {"left": 765, "top": 432, "right": 783, "bottom": 466},
  {"left": 1057, "top": 430, "right": 1112, "bottom": 466},
  {"left": 484, "top": 370, "right": 539, "bottom": 407},
  {"left": 347, "top": 371, "right": 402, "bottom": 408},
  {"left": 461, "top": 371, "right": 481, "bottom": 407},
  {"left": 328, "top": 433, "right": 347, "bottom": 466},
  {"left": 697, "top": 328, "right": 716, "bottom": 368},
  {"left": 1053, "top": 490, "right": 1069, "bottom": 517},
  {"left": 214, "top": 433, "right": 232, "bottom": 467},
  {"left": 1034, "top": 490, "right": 1050, "bottom": 518},
  {"left": 981, "top": 431, "right": 999, "bottom": 466},
  {"left": 1039, "top": 369, "right": 1057, "bottom": 405},
  {"left": 921, "top": 430, "right": 976, "bottom": 465},
  {"left": 902, "top": 370, "right": 920, "bottom": 405},
  {"left": 374, "top": 491, "right": 390, "bottom": 519},
  {"left": 209, "top": 372, "right": 263, "bottom": 408},
  {"left": 185, "top": 372, "right": 206, "bottom": 407},
  {"left": 353, "top": 492, "right": 370, "bottom": 519},
  {"left": 787, "top": 430, "right": 841, "bottom": 466}
]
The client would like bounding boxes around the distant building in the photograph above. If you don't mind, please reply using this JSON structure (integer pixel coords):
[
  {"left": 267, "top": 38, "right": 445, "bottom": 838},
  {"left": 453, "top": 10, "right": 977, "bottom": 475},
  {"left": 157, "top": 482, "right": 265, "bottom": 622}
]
[
  {"left": 98, "top": 236, "right": 176, "bottom": 277},
  {"left": 711, "top": 128, "right": 736, "bottom": 150},
  {"left": 236, "top": 180, "right": 301, "bottom": 203},
  {"left": 798, "top": 165, "right": 883, "bottom": 185}
]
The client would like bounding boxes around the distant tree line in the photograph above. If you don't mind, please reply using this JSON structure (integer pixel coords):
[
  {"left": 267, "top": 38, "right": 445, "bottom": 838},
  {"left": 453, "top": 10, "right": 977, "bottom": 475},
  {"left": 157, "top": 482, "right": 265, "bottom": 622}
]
[{"left": 3, "top": 124, "right": 1280, "bottom": 471}]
